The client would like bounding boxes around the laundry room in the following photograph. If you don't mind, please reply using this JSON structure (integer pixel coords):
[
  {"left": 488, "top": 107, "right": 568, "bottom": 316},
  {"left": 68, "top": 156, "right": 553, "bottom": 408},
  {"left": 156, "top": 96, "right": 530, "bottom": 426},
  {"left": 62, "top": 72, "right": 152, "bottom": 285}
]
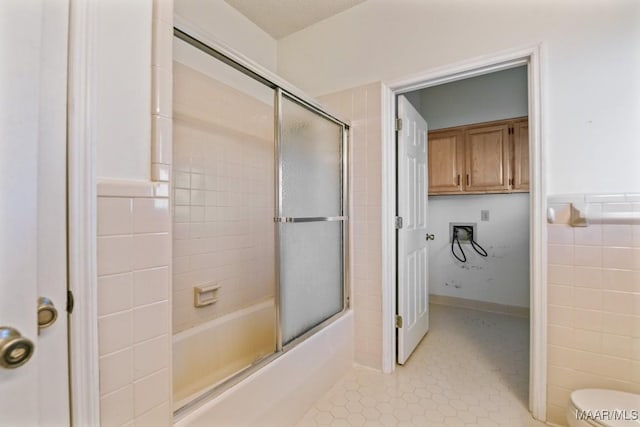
[{"left": 407, "top": 66, "right": 531, "bottom": 313}]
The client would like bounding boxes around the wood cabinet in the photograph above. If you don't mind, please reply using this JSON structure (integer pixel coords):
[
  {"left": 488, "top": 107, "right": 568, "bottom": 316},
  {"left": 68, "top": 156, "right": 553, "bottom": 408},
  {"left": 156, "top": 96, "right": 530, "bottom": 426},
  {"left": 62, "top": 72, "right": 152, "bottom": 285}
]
[
  {"left": 428, "top": 129, "right": 464, "bottom": 193},
  {"left": 427, "top": 117, "right": 528, "bottom": 195},
  {"left": 512, "top": 119, "right": 529, "bottom": 191},
  {"left": 464, "top": 123, "right": 510, "bottom": 192}
]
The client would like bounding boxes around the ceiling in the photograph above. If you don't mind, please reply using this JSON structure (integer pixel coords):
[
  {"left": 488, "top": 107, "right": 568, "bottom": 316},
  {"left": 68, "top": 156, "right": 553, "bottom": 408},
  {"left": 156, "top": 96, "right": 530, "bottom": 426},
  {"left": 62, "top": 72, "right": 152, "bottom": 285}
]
[{"left": 224, "top": 0, "right": 367, "bottom": 39}]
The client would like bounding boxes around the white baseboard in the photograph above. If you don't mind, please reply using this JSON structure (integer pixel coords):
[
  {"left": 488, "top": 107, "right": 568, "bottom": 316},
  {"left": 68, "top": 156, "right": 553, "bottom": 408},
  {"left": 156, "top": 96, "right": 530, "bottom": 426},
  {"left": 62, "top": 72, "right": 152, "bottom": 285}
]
[{"left": 430, "top": 294, "right": 529, "bottom": 318}]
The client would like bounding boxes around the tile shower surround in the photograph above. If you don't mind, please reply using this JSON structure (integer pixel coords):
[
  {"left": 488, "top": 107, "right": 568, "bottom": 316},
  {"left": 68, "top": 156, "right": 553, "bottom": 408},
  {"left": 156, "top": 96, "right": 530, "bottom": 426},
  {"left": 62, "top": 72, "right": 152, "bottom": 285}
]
[
  {"left": 546, "top": 195, "right": 640, "bottom": 425},
  {"left": 171, "top": 61, "right": 275, "bottom": 334},
  {"left": 319, "top": 82, "right": 384, "bottom": 370}
]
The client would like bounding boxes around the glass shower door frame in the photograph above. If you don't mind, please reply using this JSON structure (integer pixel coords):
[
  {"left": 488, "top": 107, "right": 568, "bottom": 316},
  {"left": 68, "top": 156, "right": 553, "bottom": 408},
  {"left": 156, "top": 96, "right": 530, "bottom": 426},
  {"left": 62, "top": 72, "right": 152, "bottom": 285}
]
[
  {"left": 172, "top": 28, "right": 350, "bottom": 417},
  {"left": 274, "top": 88, "right": 350, "bottom": 352}
]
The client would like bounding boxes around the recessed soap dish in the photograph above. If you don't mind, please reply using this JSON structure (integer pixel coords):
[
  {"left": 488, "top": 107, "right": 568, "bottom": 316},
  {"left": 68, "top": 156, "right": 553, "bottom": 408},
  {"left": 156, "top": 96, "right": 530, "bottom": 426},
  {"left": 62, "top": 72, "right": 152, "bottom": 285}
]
[{"left": 194, "top": 283, "right": 220, "bottom": 308}]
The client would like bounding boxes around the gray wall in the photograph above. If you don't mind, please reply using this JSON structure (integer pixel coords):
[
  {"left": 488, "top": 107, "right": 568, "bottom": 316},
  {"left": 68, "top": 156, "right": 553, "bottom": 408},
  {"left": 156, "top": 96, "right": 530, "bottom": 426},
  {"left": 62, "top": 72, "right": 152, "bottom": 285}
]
[{"left": 419, "top": 66, "right": 528, "bottom": 130}]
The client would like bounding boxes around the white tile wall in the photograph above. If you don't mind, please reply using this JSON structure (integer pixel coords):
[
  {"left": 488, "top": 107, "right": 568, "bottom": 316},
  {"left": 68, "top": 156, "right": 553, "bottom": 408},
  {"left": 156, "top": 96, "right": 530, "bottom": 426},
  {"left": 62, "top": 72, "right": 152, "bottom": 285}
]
[
  {"left": 172, "top": 59, "right": 275, "bottom": 333},
  {"left": 546, "top": 197, "right": 640, "bottom": 425},
  {"left": 319, "top": 82, "right": 383, "bottom": 370},
  {"left": 97, "top": 193, "right": 171, "bottom": 426}
]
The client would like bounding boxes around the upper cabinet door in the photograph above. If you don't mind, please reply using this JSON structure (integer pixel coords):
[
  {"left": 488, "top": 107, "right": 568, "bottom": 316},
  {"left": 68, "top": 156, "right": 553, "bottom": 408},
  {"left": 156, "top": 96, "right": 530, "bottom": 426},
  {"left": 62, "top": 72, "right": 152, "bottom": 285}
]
[
  {"left": 428, "top": 129, "right": 464, "bottom": 194},
  {"left": 512, "top": 119, "right": 530, "bottom": 191},
  {"left": 464, "top": 124, "right": 510, "bottom": 192}
]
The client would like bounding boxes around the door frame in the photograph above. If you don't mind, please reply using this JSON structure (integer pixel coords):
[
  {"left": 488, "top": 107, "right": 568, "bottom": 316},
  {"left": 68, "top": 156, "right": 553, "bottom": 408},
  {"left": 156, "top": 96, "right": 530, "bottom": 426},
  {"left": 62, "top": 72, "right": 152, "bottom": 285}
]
[
  {"left": 380, "top": 44, "right": 547, "bottom": 421},
  {"left": 67, "top": 0, "right": 101, "bottom": 424}
]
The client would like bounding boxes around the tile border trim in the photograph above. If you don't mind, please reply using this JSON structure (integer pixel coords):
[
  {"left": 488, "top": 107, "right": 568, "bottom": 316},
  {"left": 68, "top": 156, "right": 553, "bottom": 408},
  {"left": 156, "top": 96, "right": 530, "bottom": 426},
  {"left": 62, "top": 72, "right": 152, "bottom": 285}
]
[{"left": 98, "top": 179, "right": 169, "bottom": 199}]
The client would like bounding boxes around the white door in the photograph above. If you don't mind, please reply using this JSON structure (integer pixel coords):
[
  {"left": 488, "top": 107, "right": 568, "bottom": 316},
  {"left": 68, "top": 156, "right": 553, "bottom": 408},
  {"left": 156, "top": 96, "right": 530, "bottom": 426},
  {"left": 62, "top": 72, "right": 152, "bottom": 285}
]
[
  {"left": 0, "top": 0, "right": 70, "bottom": 425},
  {"left": 397, "top": 95, "right": 430, "bottom": 365}
]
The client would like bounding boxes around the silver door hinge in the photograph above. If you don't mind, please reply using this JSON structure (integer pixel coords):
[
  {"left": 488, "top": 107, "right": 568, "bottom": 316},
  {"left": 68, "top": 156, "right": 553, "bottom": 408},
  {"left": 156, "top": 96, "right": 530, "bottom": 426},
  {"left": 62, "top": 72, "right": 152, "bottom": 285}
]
[
  {"left": 395, "top": 315, "right": 403, "bottom": 328},
  {"left": 395, "top": 118, "right": 403, "bottom": 132},
  {"left": 395, "top": 216, "right": 403, "bottom": 229}
]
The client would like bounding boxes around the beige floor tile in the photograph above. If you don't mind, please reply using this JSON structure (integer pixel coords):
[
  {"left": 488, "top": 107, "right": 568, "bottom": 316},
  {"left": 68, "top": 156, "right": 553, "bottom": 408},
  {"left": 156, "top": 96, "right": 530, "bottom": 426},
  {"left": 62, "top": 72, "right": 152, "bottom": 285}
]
[{"left": 296, "top": 304, "right": 549, "bottom": 427}]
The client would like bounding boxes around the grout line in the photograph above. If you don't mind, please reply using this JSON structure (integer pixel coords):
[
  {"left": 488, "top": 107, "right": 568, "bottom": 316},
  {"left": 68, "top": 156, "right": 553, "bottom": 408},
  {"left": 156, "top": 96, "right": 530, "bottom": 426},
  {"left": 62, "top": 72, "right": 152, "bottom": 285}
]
[
  {"left": 99, "top": 382, "right": 132, "bottom": 399},
  {"left": 134, "top": 400, "right": 169, "bottom": 420}
]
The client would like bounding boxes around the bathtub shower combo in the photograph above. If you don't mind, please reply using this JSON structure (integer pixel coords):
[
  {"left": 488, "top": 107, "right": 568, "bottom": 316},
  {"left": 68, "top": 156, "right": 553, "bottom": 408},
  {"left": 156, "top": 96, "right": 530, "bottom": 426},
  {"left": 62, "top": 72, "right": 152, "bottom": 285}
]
[{"left": 171, "top": 29, "right": 349, "bottom": 414}]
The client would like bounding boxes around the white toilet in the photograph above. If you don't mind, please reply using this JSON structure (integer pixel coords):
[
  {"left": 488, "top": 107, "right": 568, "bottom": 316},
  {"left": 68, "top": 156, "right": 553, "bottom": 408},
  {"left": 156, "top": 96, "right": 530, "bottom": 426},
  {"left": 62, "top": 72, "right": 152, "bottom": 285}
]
[{"left": 567, "top": 389, "right": 640, "bottom": 426}]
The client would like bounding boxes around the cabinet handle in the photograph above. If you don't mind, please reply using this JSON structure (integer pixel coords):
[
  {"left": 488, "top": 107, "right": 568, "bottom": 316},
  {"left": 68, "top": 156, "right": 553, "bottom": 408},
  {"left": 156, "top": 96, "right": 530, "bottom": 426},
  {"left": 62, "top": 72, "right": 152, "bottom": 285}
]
[
  {"left": 456, "top": 174, "right": 460, "bottom": 186},
  {"left": 466, "top": 174, "right": 470, "bottom": 186}
]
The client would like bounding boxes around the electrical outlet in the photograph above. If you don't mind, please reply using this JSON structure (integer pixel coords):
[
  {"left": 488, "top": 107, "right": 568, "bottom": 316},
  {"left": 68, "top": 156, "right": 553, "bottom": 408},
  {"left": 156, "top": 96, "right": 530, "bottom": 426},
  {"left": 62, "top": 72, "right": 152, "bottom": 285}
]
[{"left": 481, "top": 210, "right": 490, "bottom": 221}]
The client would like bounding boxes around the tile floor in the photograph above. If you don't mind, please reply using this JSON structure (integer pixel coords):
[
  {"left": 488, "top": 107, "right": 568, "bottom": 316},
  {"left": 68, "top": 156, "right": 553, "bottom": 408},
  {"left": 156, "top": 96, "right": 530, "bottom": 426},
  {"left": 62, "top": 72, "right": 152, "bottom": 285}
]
[{"left": 296, "top": 304, "right": 548, "bottom": 427}]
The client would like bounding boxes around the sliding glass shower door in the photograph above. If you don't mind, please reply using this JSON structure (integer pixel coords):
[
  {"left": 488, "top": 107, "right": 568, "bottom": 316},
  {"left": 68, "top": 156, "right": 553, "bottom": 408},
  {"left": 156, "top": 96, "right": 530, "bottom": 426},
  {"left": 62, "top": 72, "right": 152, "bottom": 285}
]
[
  {"left": 172, "top": 29, "right": 348, "bottom": 414},
  {"left": 276, "top": 91, "right": 348, "bottom": 346}
]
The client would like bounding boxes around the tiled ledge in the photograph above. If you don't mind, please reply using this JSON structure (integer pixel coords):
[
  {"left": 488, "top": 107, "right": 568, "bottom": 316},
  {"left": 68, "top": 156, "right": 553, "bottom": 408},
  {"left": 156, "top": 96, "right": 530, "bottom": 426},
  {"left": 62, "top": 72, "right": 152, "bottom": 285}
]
[
  {"left": 548, "top": 193, "right": 640, "bottom": 225},
  {"left": 98, "top": 179, "right": 169, "bottom": 198},
  {"left": 548, "top": 193, "right": 640, "bottom": 204}
]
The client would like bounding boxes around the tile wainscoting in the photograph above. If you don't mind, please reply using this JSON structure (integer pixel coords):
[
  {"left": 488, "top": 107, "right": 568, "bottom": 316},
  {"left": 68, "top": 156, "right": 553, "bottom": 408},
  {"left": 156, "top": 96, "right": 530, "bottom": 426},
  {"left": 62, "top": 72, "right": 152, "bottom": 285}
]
[
  {"left": 546, "top": 193, "right": 640, "bottom": 425},
  {"left": 96, "top": 181, "right": 172, "bottom": 426}
]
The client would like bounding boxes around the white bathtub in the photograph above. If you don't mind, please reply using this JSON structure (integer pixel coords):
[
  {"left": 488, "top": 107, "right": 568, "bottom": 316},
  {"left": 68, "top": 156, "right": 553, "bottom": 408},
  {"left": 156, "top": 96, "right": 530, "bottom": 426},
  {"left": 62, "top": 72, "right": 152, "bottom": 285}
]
[
  {"left": 172, "top": 299, "right": 276, "bottom": 409},
  {"left": 175, "top": 310, "right": 354, "bottom": 427}
]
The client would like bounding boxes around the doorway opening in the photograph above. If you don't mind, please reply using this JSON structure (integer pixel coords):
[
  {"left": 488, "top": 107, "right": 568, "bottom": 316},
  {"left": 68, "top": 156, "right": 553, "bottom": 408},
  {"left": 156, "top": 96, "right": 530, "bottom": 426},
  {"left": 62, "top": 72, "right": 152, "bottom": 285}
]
[
  {"left": 396, "top": 64, "right": 532, "bottom": 415},
  {"left": 381, "top": 47, "right": 546, "bottom": 421}
]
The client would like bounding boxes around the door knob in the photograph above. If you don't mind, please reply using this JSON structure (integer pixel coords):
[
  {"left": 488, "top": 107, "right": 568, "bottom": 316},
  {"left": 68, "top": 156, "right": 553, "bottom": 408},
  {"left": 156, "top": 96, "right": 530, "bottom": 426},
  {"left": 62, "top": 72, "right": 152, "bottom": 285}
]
[
  {"left": 426, "top": 234, "right": 435, "bottom": 241},
  {"left": 37, "top": 297, "right": 58, "bottom": 331},
  {"left": 0, "top": 327, "right": 35, "bottom": 369}
]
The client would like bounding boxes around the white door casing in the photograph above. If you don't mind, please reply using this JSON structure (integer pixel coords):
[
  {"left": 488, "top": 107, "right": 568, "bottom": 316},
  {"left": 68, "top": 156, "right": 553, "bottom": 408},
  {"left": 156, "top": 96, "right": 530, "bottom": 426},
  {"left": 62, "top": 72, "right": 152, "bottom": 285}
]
[
  {"left": 383, "top": 46, "right": 545, "bottom": 419},
  {"left": 396, "top": 95, "right": 430, "bottom": 365},
  {"left": 0, "top": 0, "right": 70, "bottom": 425}
]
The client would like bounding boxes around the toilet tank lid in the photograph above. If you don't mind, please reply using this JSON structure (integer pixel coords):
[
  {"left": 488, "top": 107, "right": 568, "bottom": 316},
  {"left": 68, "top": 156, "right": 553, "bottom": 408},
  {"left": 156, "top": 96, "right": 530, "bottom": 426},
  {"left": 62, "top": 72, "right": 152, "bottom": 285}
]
[{"left": 570, "top": 389, "right": 640, "bottom": 427}]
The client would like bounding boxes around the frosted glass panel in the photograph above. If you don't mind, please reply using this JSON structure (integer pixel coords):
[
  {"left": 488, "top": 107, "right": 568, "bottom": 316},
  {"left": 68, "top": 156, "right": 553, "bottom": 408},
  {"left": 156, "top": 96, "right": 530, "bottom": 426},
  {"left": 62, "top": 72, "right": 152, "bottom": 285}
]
[
  {"left": 280, "top": 95, "right": 343, "bottom": 217},
  {"left": 280, "top": 222, "right": 343, "bottom": 344}
]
